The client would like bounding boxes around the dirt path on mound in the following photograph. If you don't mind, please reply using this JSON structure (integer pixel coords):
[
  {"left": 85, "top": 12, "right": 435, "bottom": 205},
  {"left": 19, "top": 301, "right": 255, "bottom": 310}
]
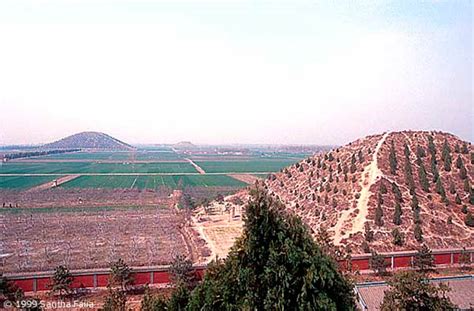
[
  {"left": 333, "top": 132, "right": 389, "bottom": 244},
  {"left": 26, "top": 174, "right": 80, "bottom": 192},
  {"left": 185, "top": 158, "right": 206, "bottom": 174}
]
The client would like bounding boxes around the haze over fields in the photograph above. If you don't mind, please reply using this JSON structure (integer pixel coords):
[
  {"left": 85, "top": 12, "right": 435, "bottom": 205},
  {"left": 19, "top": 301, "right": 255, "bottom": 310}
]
[{"left": 0, "top": 1, "right": 472, "bottom": 146}]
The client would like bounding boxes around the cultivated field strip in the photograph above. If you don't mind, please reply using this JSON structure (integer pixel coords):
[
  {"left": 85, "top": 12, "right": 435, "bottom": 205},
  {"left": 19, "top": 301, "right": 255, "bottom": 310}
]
[{"left": 0, "top": 207, "right": 197, "bottom": 272}]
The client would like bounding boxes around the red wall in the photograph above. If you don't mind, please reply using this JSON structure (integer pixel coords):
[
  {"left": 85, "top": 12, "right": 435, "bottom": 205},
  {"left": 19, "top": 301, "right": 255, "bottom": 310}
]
[
  {"left": 72, "top": 275, "right": 94, "bottom": 288},
  {"left": 152, "top": 271, "right": 170, "bottom": 284},
  {"left": 6, "top": 249, "right": 472, "bottom": 293},
  {"left": 393, "top": 255, "right": 412, "bottom": 268},
  {"left": 434, "top": 253, "right": 451, "bottom": 265},
  {"left": 134, "top": 272, "right": 151, "bottom": 285},
  {"left": 351, "top": 258, "right": 370, "bottom": 270},
  {"left": 12, "top": 279, "right": 34, "bottom": 292}
]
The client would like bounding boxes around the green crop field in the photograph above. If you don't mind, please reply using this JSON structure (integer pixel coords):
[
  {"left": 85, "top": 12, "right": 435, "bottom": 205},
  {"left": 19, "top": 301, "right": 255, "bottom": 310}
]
[
  {"left": 0, "top": 162, "right": 197, "bottom": 174},
  {"left": 194, "top": 159, "right": 298, "bottom": 173},
  {"left": 0, "top": 176, "right": 60, "bottom": 189},
  {"left": 32, "top": 151, "right": 133, "bottom": 160},
  {"left": 134, "top": 151, "right": 183, "bottom": 161},
  {"left": 28, "top": 150, "right": 183, "bottom": 161},
  {"left": 60, "top": 174, "right": 246, "bottom": 189}
]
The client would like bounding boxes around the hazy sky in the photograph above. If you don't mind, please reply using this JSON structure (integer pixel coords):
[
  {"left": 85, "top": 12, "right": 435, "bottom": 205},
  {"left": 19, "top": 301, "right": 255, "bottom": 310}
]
[{"left": 0, "top": 0, "right": 472, "bottom": 145}]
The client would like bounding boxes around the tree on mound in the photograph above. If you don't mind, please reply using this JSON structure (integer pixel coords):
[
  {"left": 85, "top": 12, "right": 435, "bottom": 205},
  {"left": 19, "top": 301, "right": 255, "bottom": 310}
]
[{"left": 187, "top": 188, "right": 355, "bottom": 310}]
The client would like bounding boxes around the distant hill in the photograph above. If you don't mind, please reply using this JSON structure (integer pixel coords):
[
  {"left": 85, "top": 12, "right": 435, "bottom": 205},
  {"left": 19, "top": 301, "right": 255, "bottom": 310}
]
[
  {"left": 173, "top": 141, "right": 196, "bottom": 149},
  {"left": 263, "top": 131, "right": 473, "bottom": 253},
  {"left": 43, "top": 132, "right": 134, "bottom": 150}
]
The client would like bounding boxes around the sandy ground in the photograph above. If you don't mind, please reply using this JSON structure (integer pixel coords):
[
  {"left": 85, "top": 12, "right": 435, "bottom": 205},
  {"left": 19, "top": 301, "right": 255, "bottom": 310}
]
[
  {"left": 333, "top": 132, "right": 389, "bottom": 244},
  {"left": 185, "top": 158, "right": 206, "bottom": 174},
  {"left": 189, "top": 193, "right": 247, "bottom": 261},
  {"left": 26, "top": 175, "right": 81, "bottom": 192}
]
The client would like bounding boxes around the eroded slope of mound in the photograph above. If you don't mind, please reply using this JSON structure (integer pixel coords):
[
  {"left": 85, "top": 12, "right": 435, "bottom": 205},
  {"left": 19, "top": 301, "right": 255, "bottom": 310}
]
[
  {"left": 264, "top": 131, "right": 473, "bottom": 253},
  {"left": 43, "top": 131, "right": 134, "bottom": 150}
]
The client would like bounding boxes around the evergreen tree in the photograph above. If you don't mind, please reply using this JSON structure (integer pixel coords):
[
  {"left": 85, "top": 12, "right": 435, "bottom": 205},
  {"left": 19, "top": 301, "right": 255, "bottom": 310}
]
[
  {"left": 186, "top": 188, "right": 356, "bottom": 310},
  {"left": 103, "top": 288, "right": 127, "bottom": 311},
  {"left": 455, "top": 155, "right": 463, "bottom": 169},
  {"left": 414, "top": 223, "right": 423, "bottom": 242},
  {"left": 369, "top": 251, "right": 389, "bottom": 276},
  {"left": 49, "top": 265, "right": 73, "bottom": 298},
  {"left": 168, "top": 284, "right": 190, "bottom": 311},
  {"left": 389, "top": 140, "right": 398, "bottom": 175},
  {"left": 454, "top": 143, "right": 460, "bottom": 153},
  {"left": 169, "top": 254, "right": 195, "bottom": 288},
  {"left": 461, "top": 143, "right": 469, "bottom": 154},
  {"left": 459, "top": 165, "right": 467, "bottom": 180},
  {"left": 393, "top": 202, "right": 402, "bottom": 225},
  {"left": 404, "top": 158, "right": 415, "bottom": 193},
  {"left": 328, "top": 152, "right": 334, "bottom": 161},
  {"left": 391, "top": 228, "right": 404, "bottom": 246},
  {"left": 435, "top": 177, "right": 446, "bottom": 201},
  {"left": 140, "top": 286, "right": 168, "bottom": 311},
  {"left": 381, "top": 271, "right": 456, "bottom": 311},
  {"left": 392, "top": 182, "right": 403, "bottom": 203},
  {"left": 458, "top": 247, "right": 472, "bottom": 270},
  {"left": 418, "top": 162, "right": 430, "bottom": 192},
  {"left": 380, "top": 182, "right": 387, "bottom": 194},
  {"left": 364, "top": 222, "right": 374, "bottom": 242},
  {"left": 449, "top": 181, "right": 456, "bottom": 194},
  {"left": 430, "top": 154, "right": 439, "bottom": 182},
  {"left": 427, "top": 134, "right": 437, "bottom": 157},
  {"left": 109, "top": 258, "right": 134, "bottom": 291},
  {"left": 413, "top": 244, "right": 434, "bottom": 272},
  {"left": 442, "top": 139, "right": 452, "bottom": 171},
  {"left": 463, "top": 179, "right": 470, "bottom": 193},
  {"left": 416, "top": 145, "right": 426, "bottom": 158},
  {"left": 404, "top": 143, "right": 410, "bottom": 158},
  {"left": 465, "top": 212, "right": 474, "bottom": 227},
  {"left": 358, "top": 149, "right": 364, "bottom": 163},
  {"left": 455, "top": 193, "right": 462, "bottom": 205},
  {"left": 350, "top": 163, "right": 357, "bottom": 174}
]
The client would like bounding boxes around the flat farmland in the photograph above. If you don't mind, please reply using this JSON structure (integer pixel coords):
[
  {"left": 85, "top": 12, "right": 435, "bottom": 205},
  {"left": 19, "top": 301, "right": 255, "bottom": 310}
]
[
  {"left": 0, "top": 176, "right": 60, "bottom": 189},
  {"left": 0, "top": 162, "right": 197, "bottom": 174},
  {"left": 61, "top": 175, "right": 246, "bottom": 189},
  {"left": 23, "top": 150, "right": 183, "bottom": 162},
  {"left": 194, "top": 159, "right": 298, "bottom": 173}
]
